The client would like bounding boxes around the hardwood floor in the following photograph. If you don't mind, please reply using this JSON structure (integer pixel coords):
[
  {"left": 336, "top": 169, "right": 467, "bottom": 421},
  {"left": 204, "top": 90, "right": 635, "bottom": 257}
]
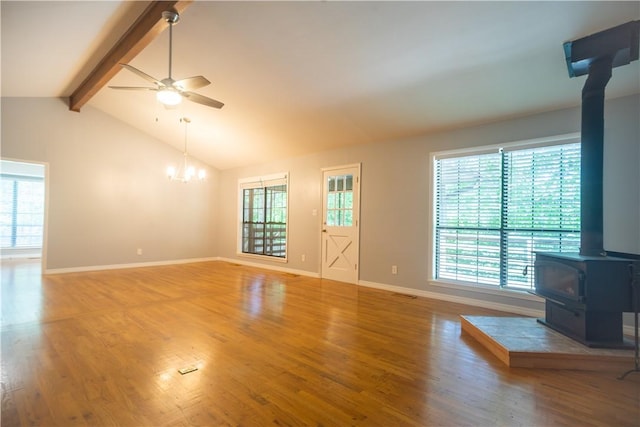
[{"left": 1, "top": 259, "right": 638, "bottom": 426}]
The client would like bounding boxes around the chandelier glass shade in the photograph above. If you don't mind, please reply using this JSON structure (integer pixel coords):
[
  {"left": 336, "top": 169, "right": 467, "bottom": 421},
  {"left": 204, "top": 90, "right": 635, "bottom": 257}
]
[{"left": 167, "top": 117, "right": 206, "bottom": 183}]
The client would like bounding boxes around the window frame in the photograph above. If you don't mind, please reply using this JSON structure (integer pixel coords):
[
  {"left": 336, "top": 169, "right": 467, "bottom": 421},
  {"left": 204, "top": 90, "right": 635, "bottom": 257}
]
[
  {"left": 237, "top": 172, "right": 289, "bottom": 262},
  {"left": 428, "top": 132, "right": 581, "bottom": 293},
  {"left": 0, "top": 158, "right": 48, "bottom": 252}
]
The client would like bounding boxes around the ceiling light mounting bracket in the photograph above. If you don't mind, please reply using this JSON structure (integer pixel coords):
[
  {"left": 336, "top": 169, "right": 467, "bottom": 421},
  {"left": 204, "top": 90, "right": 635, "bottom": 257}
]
[{"left": 162, "top": 10, "right": 180, "bottom": 25}]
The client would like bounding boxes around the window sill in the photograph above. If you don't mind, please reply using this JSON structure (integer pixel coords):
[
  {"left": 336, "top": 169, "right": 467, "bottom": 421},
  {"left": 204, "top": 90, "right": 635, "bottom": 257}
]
[{"left": 428, "top": 278, "right": 544, "bottom": 302}]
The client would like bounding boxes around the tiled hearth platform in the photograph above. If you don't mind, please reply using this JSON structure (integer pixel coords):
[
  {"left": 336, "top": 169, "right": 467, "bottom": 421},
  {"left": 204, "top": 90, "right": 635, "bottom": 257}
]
[{"left": 460, "top": 315, "right": 636, "bottom": 371}]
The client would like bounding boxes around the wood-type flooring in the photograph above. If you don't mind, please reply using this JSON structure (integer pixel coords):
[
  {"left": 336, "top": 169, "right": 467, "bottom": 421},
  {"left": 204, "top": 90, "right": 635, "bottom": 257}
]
[{"left": 1, "top": 260, "right": 639, "bottom": 426}]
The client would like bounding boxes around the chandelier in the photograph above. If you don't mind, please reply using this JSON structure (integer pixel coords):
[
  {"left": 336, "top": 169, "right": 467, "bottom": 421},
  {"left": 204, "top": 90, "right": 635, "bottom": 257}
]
[{"left": 166, "top": 117, "right": 206, "bottom": 182}]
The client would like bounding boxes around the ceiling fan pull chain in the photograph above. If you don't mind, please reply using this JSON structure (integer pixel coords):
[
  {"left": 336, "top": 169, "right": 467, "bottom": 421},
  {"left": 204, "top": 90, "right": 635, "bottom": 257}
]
[{"left": 183, "top": 117, "right": 189, "bottom": 154}]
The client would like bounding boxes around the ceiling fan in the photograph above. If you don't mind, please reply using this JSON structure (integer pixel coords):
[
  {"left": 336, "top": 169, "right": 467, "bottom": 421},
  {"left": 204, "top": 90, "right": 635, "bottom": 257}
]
[{"left": 109, "top": 10, "right": 224, "bottom": 109}]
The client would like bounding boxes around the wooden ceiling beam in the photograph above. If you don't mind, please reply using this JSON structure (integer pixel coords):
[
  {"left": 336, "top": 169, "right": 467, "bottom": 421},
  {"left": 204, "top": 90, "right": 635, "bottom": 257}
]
[{"left": 68, "top": 0, "right": 193, "bottom": 112}]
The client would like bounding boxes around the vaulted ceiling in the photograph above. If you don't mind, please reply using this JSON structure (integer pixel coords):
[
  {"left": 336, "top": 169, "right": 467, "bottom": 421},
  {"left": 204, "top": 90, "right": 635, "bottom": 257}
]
[{"left": 2, "top": 1, "right": 639, "bottom": 170}]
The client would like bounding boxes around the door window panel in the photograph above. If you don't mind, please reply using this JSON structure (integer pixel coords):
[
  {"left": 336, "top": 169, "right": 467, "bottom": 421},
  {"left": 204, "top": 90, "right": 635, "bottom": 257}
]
[{"left": 326, "top": 174, "right": 354, "bottom": 227}]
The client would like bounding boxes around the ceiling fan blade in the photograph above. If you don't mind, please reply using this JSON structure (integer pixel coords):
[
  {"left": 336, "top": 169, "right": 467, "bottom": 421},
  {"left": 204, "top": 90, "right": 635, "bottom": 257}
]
[
  {"left": 120, "top": 64, "right": 163, "bottom": 86},
  {"left": 183, "top": 91, "right": 224, "bottom": 109},
  {"left": 108, "top": 86, "right": 157, "bottom": 91},
  {"left": 173, "top": 76, "right": 211, "bottom": 91}
]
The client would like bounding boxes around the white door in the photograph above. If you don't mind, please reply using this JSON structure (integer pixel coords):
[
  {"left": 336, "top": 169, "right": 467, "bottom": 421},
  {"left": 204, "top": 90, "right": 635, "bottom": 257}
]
[{"left": 321, "top": 165, "right": 360, "bottom": 284}]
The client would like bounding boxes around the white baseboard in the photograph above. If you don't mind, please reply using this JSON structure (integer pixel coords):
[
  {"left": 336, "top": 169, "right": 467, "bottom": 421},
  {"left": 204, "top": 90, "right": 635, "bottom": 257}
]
[
  {"left": 358, "top": 279, "right": 545, "bottom": 318},
  {"left": 44, "top": 257, "right": 219, "bottom": 275},
  {"left": 358, "top": 280, "right": 639, "bottom": 337}
]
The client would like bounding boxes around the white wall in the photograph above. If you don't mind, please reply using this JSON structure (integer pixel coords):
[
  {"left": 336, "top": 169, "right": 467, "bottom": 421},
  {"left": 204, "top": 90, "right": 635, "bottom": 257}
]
[
  {"left": 1, "top": 97, "right": 219, "bottom": 271},
  {"left": 1, "top": 94, "right": 637, "bottom": 317},
  {"left": 217, "top": 94, "right": 640, "bottom": 314}
]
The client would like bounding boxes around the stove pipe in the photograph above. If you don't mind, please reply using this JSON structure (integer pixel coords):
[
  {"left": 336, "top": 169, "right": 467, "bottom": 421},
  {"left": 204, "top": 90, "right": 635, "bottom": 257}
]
[
  {"left": 563, "top": 20, "right": 640, "bottom": 257},
  {"left": 579, "top": 57, "right": 611, "bottom": 256}
]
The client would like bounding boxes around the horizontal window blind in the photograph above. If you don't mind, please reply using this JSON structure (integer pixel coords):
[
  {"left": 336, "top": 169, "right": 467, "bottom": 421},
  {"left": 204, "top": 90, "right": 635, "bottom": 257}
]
[
  {"left": 435, "top": 153, "right": 502, "bottom": 285},
  {"left": 501, "top": 143, "right": 581, "bottom": 288},
  {"left": 0, "top": 174, "right": 45, "bottom": 249},
  {"left": 434, "top": 141, "right": 580, "bottom": 289}
]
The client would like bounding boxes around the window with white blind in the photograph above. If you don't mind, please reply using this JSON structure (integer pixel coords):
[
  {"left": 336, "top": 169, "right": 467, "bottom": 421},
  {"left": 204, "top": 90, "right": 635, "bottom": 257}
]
[
  {"left": 1, "top": 173, "right": 45, "bottom": 249},
  {"left": 239, "top": 173, "right": 288, "bottom": 259},
  {"left": 432, "top": 135, "right": 581, "bottom": 290}
]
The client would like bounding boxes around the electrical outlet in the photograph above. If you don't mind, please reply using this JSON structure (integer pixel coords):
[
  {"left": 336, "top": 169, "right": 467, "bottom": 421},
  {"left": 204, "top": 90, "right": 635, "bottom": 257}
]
[
  {"left": 392, "top": 265, "right": 397, "bottom": 275},
  {"left": 301, "top": 254, "right": 306, "bottom": 262},
  {"left": 137, "top": 248, "right": 142, "bottom": 255}
]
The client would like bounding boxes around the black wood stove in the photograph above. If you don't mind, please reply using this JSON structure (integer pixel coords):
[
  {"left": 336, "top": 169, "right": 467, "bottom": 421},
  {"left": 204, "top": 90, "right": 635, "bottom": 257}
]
[
  {"left": 535, "top": 252, "right": 635, "bottom": 348},
  {"left": 533, "top": 21, "right": 640, "bottom": 349}
]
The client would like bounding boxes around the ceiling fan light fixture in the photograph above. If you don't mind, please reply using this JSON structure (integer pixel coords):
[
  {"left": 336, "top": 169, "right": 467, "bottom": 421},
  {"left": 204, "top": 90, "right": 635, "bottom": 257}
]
[{"left": 157, "top": 88, "right": 182, "bottom": 106}]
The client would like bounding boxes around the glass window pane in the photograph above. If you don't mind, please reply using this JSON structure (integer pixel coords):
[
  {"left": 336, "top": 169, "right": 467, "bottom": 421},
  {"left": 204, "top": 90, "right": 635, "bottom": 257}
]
[
  {"left": 345, "top": 192, "right": 353, "bottom": 209},
  {"left": 327, "top": 210, "right": 336, "bottom": 226},
  {"left": 344, "top": 210, "right": 353, "bottom": 226},
  {"left": 328, "top": 193, "right": 336, "bottom": 209}
]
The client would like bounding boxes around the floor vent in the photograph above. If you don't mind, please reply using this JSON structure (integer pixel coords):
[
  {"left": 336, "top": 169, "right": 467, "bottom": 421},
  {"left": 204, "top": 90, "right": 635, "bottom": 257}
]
[{"left": 178, "top": 366, "right": 198, "bottom": 375}]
